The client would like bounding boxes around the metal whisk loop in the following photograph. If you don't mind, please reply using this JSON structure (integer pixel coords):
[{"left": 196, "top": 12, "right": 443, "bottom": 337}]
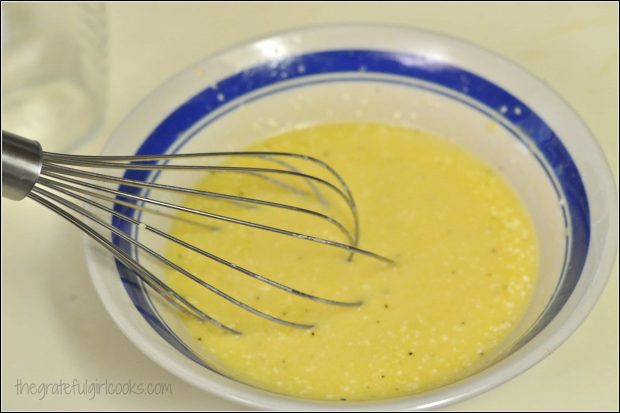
[
  {"left": 43, "top": 152, "right": 360, "bottom": 237},
  {"left": 40, "top": 163, "right": 356, "bottom": 245},
  {"left": 2, "top": 131, "right": 394, "bottom": 334},
  {"left": 36, "top": 177, "right": 364, "bottom": 307}
]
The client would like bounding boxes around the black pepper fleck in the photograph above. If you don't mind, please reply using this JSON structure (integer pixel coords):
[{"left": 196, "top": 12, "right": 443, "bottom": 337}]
[
  {"left": 381, "top": 375, "right": 385, "bottom": 379},
  {"left": 384, "top": 304, "right": 389, "bottom": 309},
  {"left": 197, "top": 337, "right": 202, "bottom": 341},
  {"left": 339, "top": 398, "right": 347, "bottom": 401},
  {"left": 311, "top": 332, "right": 315, "bottom": 336},
  {"left": 408, "top": 352, "right": 413, "bottom": 356}
]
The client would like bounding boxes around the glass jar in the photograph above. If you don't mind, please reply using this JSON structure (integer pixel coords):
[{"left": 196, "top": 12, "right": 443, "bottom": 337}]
[{"left": 1, "top": 2, "right": 107, "bottom": 152}]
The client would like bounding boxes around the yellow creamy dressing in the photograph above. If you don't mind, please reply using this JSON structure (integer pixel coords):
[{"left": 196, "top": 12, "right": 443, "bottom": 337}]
[{"left": 165, "top": 123, "right": 538, "bottom": 401}]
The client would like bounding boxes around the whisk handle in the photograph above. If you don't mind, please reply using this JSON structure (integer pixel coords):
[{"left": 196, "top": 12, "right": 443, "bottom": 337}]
[{"left": 1, "top": 131, "right": 42, "bottom": 201}]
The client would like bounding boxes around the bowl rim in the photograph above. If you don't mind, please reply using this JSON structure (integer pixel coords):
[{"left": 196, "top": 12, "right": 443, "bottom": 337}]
[{"left": 85, "top": 23, "right": 618, "bottom": 410}]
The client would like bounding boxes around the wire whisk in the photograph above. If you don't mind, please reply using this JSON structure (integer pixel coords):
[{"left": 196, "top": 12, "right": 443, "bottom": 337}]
[{"left": 2, "top": 130, "right": 393, "bottom": 334}]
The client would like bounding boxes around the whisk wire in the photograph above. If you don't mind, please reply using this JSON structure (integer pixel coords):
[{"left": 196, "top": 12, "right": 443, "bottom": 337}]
[
  {"left": 27, "top": 189, "right": 242, "bottom": 335},
  {"left": 32, "top": 185, "right": 317, "bottom": 330},
  {"left": 41, "top": 163, "right": 355, "bottom": 244},
  {"left": 36, "top": 178, "right": 362, "bottom": 307},
  {"left": 43, "top": 150, "right": 362, "bottom": 245},
  {"left": 38, "top": 170, "right": 391, "bottom": 263}
]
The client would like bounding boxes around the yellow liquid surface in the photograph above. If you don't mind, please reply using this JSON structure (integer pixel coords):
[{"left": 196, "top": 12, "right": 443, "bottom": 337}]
[{"left": 166, "top": 123, "right": 538, "bottom": 401}]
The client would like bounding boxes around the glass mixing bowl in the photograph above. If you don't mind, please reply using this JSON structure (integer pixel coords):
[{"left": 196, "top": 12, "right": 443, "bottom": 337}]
[{"left": 84, "top": 25, "right": 617, "bottom": 410}]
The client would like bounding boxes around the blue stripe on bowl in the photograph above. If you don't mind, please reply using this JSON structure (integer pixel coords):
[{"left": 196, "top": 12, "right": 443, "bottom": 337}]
[{"left": 110, "top": 49, "right": 590, "bottom": 369}]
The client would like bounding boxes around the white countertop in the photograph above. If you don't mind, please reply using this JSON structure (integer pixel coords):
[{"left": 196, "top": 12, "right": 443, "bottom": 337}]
[{"left": 2, "top": 3, "right": 618, "bottom": 411}]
